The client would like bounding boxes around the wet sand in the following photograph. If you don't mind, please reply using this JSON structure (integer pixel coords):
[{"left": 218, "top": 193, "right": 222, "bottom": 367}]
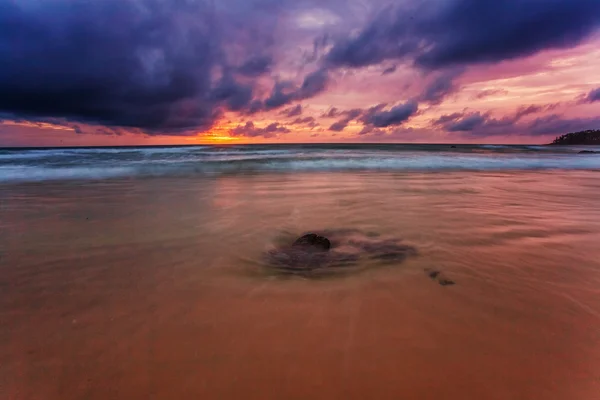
[{"left": 2, "top": 171, "right": 600, "bottom": 399}]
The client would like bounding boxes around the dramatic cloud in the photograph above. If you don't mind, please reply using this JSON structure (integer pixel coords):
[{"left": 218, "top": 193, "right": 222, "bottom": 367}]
[
  {"left": 420, "top": 68, "right": 464, "bottom": 104},
  {"left": 322, "top": 107, "right": 340, "bottom": 118},
  {"left": 529, "top": 115, "right": 600, "bottom": 135},
  {"left": 326, "top": 0, "right": 600, "bottom": 70},
  {"left": 291, "top": 116, "right": 318, "bottom": 128},
  {"left": 434, "top": 102, "right": 594, "bottom": 137},
  {"left": 328, "top": 109, "right": 362, "bottom": 131},
  {"left": 444, "top": 112, "right": 521, "bottom": 136},
  {"left": 0, "top": 0, "right": 222, "bottom": 133},
  {"left": 210, "top": 75, "right": 255, "bottom": 112},
  {"left": 436, "top": 102, "right": 560, "bottom": 134},
  {"left": 362, "top": 101, "right": 419, "bottom": 128},
  {"left": 327, "top": 102, "right": 419, "bottom": 132},
  {"left": 2, "top": 0, "right": 600, "bottom": 144},
  {"left": 263, "top": 69, "right": 330, "bottom": 111},
  {"left": 433, "top": 113, "right": 465, "bottom": 126},
  {"left": 514, "top": 104, "right": 560, "bottom": 119},
  {"left": 446, "top": 113, "right": 488, "bottom": 132},
  {"left": 231, "top": 121, "right": 290, "bottom": 138},
  {"left": 236, "top": 55, "right": 273, "bottom": 77},
  {"left": 0, "top": 0, "right": 330, "bottom": 134}
]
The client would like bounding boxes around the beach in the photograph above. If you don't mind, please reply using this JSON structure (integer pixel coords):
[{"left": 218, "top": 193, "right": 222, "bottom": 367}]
[{"left": 1, "top": 145, "right": 600, "bottom": 399}]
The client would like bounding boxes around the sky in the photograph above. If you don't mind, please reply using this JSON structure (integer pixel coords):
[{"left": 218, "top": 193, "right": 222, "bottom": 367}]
[{"left": 1, "top": 0, "right": 600, "bottom": 146}]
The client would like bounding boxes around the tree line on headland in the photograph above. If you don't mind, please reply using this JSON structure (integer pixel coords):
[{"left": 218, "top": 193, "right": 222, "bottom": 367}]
[{"left": 550, "top": 130, "right": 600, "bottom": 145}]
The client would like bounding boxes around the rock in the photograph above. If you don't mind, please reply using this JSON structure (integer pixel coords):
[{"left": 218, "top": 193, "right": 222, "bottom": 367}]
[
  {"left": 427, "top": 270, "right": 440, "bottom": 279},
  {"left": 263, "top": 229, "right": 417, "bottom": 274},
  {"left": 450, "top": 145, "right": 457, "bottom": 149},
  {"left": 425, "top": 268, "right": 455, "bottom": 286},
  {"left": 578, "top": 150, "right": 597, "bottom": 154},
  {"left": 438, "top": 279, "right": 455, "bottom": 286},
  {"left": 292, "top": 233, "right": 331, "bottom": 251}
]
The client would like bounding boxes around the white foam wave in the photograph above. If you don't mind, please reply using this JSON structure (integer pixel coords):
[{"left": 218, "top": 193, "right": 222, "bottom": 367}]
[{"left": 2, "top": 154, "right": 599, "bottom": 183}]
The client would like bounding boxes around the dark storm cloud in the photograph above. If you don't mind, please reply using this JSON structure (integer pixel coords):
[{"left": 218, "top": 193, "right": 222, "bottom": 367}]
[
  {"left": 584, "top": 87, "right": 600, "bottom": 103},
  {"left": 0, "top": 0, "right": 330, "bottom": 134},
  {"left": 326, "top": 0, "right": 600, "bottom": 70},
  {"left": 230, "top": 121, "right": 290, "bottom": 138},
  {"left": 263, "top": 69, "right": 330, "bottom": 111},
  {"left": 210, "top": 74, "right": 255, "bottom": 112},
  {"left": 298, "top": 69, "right": 330, "bottom": 99},
  {"left": 236, "top": 55, "right": 273, "bottom": 77},
  {"left": 361, "top": 101, "right": 419, "bottom": 128},
  {"left": 0, "top": 0, "right": 220, "bottom": 133},
  {"left": 264, "top": 81, "right": 297, "bottom": 110}
]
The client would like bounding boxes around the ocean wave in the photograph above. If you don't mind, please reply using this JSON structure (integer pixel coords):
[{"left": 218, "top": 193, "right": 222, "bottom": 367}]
[
  {"left": 2, "top": 153, "right": 600, "bottom": 182},
  {"left": 0, "top": 165, "right": 137, "bottom": 182}
]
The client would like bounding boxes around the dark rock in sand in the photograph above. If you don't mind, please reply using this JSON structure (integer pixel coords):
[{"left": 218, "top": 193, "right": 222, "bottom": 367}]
[
  {"left": 578, "top": 150, "right": 597, "bottom": 154},
  {"left": 427, "top": 270, "right": 440, "bottom": 279},
  {"left": 293, "top": 233, "right": 331, "bottom": 251},
  {"left": 264, "top": 229, "right": 417, "bottom": 274},
  {"left": 450, "top": 146, "right": 457, "bottom": 149},
  {"left": 438, "top": 279, "right": 455, "bottom": 286},
  {"left": 425, "top": 268, "right": 455, "bottom": 286}
]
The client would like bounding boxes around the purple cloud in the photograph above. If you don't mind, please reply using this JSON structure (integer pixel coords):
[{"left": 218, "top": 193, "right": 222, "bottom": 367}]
[
  {"left": 281, "top": 104, "right": 303, "bottom": 118},
  {"left": 529, "top": 115, "right": 600, "bottom": 135},
  {"left": 446, "top": 113, "right": 487, "bottom": 132},
  {"left": 381, "top": 65, "right": 397, "bottom": 75},
  {"left": 0, "top": 0, "right": 332, "bottom": 134},
  {"left": 420, "top": 68, "right": 464, "bottom": 104},
  {"left": 326, "top": 0, "right": 600, "bottom": 70},
  {"left": 328, "top": 109, "right": 363, "bottom": 131},
  {"left": 584, "top": 87, "right": 600, "bottom": 103},
  {"left": 263, "top": 69, "right": 330, "bottom": 111},
  {"left": 236, "top": 55, "right": 273, "bottom": 77},
  {"left": 292, "top": 116, "right": 318, "bottom": 128},
  {"left": 231, "top": 121, "right": 290, "bottom": 138},
  {"left": 322, "top": 107, "right": 340, "bottom": 118},
  {"left": 362, "top": 101, "right": 419, "bottom": 128},
  {"left": 440, "top": 111, "right": 518, "bottom": 135},
  {"left": 473, "top": 89, "right": 509, "bottom": 100},
  {"left": 329, "top": 120, "right": 351, "bottom": 132}
]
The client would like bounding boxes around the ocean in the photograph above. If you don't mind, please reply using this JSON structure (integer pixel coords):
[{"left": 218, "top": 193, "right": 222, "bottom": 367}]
[
  {"left": 1, "top": 144, "right": 600, "bottom": 399},
  {"left": 1, "top": 144, "right": 600, "bottom": 182}
]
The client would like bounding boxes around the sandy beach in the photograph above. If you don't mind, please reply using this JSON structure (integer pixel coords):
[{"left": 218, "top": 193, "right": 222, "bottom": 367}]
[{"left": 2, "top": 169, "right": 600, "bottom": 399}]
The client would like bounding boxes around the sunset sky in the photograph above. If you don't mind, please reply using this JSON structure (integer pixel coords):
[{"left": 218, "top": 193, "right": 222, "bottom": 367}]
[{"left": 1, "top": 0, "right": 600, "bottom": 146}]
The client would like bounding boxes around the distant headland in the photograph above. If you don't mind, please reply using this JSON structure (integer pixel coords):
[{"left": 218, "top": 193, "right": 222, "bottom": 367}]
[{"left": 549, "top": 130, "right": 600, "bottom": 145}]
